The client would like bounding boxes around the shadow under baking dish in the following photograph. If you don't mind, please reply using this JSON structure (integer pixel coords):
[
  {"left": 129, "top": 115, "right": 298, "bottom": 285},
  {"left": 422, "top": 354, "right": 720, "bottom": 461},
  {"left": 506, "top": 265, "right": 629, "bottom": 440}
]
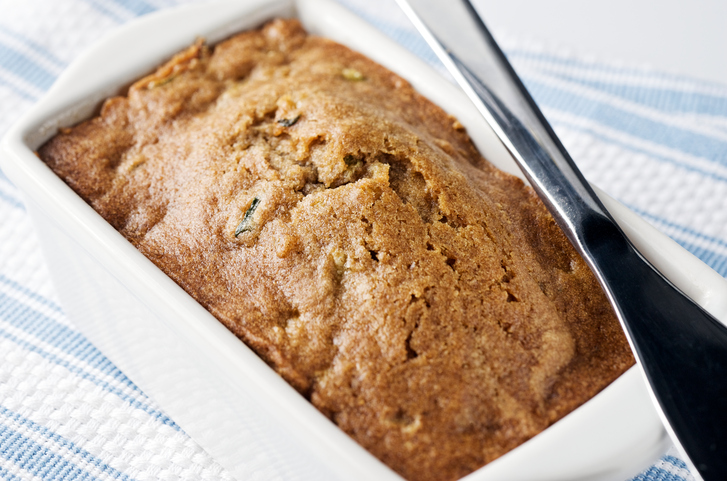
[{"left": 4, "top": 0, "right": 727, "bottom": 479}]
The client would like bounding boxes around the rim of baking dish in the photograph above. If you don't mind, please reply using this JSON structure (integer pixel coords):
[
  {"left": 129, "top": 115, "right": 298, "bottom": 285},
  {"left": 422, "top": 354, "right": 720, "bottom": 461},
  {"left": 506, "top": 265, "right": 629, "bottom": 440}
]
[{"left": 3, "top": 0, "right": 727, "bottom": 480}]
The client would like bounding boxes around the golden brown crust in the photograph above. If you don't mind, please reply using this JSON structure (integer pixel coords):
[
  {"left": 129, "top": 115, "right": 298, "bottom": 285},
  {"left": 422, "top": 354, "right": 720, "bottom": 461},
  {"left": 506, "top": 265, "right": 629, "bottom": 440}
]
[{"left": 39, "top": 19, "right": 634, "bottom": 481}]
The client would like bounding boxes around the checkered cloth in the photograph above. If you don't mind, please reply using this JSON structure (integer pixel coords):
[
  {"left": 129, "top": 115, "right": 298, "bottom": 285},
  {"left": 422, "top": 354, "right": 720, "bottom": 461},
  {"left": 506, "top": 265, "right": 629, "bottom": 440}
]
[{"left": 3, "top": 0, "right": 725, "bottom": 479}]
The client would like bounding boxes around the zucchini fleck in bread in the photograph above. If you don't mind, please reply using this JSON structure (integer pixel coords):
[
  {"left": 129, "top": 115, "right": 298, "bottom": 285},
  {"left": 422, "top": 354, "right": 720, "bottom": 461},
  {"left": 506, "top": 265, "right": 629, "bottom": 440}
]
[{"left": 39, "top": 19, "right": 634, "bottom": 481}]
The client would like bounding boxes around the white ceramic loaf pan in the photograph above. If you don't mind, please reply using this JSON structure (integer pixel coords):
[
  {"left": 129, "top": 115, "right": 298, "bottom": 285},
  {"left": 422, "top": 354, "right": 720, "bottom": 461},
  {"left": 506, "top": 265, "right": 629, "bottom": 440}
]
[{"left": 3, "top": 0, "right": 727, "bottom": 479}]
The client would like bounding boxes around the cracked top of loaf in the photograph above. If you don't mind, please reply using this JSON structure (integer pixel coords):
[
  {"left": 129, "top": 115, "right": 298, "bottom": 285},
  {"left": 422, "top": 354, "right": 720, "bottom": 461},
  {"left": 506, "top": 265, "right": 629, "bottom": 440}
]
[{"left": 39, "top": 19, "right": 634, "bottom": 481}]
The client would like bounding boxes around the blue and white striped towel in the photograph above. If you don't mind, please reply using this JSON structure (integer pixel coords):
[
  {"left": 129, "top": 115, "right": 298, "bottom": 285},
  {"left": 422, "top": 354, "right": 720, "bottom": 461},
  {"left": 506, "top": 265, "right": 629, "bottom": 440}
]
[{"left": 2, "top": 0, "right": 725, "bottom": 479}]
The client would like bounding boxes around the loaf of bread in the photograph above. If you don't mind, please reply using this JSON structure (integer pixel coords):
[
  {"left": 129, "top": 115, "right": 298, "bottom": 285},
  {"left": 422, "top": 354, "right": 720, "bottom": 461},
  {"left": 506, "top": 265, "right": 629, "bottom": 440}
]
[{"left": 39, "top": 19, "right": 634, "bottom": 481}]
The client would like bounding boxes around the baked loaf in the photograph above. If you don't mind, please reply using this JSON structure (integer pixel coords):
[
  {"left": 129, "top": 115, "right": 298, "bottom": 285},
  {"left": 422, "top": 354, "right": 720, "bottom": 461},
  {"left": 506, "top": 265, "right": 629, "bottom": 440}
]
[{"left": 40, "top": 19, "right": 634, "bottom": 481}]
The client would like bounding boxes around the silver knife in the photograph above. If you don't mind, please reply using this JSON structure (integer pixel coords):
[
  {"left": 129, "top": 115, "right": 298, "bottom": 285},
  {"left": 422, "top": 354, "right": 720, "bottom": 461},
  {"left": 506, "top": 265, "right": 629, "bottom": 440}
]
[{"left": 394, "top": 0, "right": 727, "bottom": 479}]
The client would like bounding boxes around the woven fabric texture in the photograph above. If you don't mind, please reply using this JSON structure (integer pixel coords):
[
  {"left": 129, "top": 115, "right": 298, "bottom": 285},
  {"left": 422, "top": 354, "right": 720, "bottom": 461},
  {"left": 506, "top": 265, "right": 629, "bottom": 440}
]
[{"left": 3, "top": 0, "right": 725, "bottom": 479}]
